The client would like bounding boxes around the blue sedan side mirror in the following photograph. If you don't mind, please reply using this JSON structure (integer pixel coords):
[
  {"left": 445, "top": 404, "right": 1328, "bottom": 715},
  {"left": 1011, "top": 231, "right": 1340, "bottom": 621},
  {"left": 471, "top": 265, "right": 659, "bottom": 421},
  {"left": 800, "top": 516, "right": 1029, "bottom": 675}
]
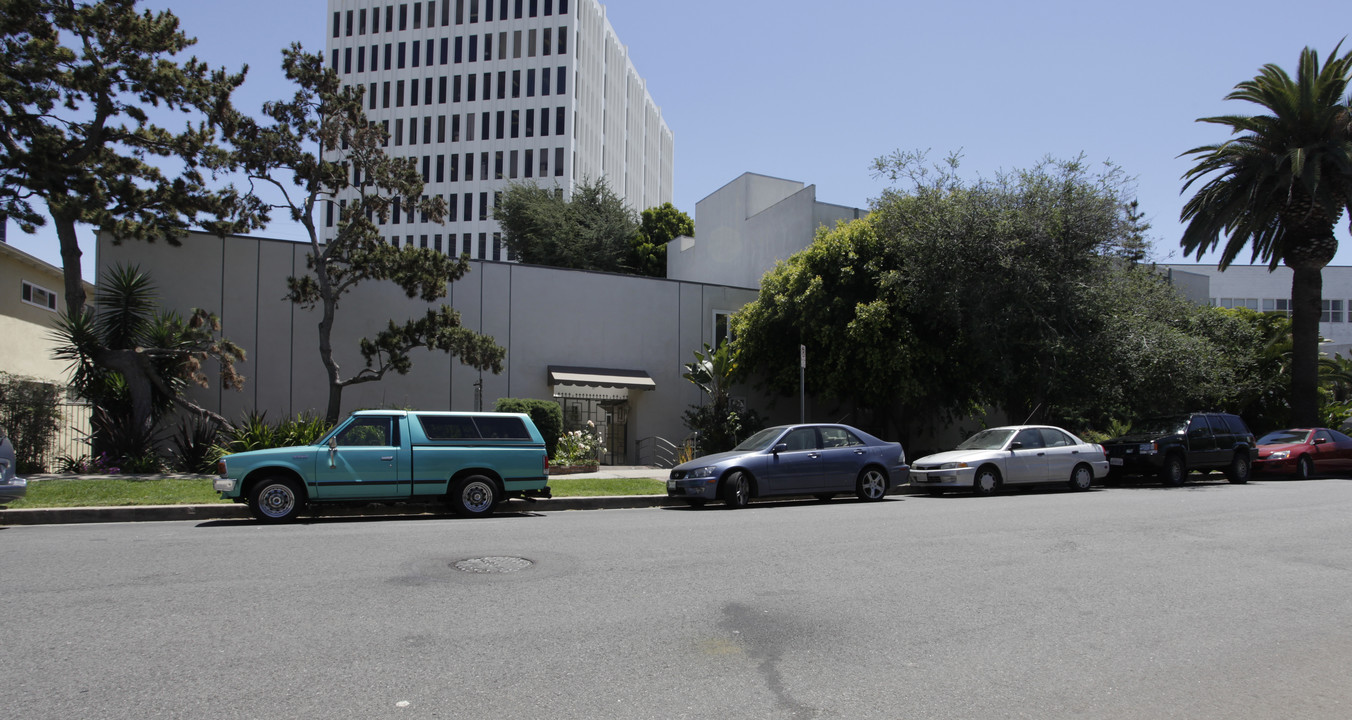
[{"left": 772, "top": 443, "right": 788, "bottom": 454}]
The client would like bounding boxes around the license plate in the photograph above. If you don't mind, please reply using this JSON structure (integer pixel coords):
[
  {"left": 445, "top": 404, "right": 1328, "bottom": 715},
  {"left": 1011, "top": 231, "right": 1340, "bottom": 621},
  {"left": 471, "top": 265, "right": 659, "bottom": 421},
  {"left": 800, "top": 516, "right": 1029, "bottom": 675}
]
[
  {"left": 667, "top": 480, "right": 676, "bottom": 490},
  {"left": 1110, "top": 458, "right": 1123, "bottom": 466}
]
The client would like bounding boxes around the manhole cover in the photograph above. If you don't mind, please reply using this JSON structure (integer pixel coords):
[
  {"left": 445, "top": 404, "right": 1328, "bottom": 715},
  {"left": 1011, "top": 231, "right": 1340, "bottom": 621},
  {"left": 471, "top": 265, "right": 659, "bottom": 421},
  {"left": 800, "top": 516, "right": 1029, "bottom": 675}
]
[{"left": 453, "top": 556, "right": 534, "bottom": 574}]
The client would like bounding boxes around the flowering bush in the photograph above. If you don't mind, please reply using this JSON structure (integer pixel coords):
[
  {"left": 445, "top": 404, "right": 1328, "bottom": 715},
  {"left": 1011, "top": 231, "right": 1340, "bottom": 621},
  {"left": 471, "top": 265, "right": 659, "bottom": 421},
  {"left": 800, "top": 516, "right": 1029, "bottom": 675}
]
[{"left": 554, "top": 421, "right": 604, "bottom": 466}]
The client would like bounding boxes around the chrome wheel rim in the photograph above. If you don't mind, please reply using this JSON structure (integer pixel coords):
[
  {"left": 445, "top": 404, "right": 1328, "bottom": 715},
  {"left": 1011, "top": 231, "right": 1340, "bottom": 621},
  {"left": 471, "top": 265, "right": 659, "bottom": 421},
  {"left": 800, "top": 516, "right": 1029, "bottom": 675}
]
[
  {"left": 861, "top": 470, "right": 886, "bottom": 499},
  {"left": 461, "top": 481, "right": 494, "bottom": 514},
  {"left": 259, "top": 484, "right": 295, "bottom": 519}
]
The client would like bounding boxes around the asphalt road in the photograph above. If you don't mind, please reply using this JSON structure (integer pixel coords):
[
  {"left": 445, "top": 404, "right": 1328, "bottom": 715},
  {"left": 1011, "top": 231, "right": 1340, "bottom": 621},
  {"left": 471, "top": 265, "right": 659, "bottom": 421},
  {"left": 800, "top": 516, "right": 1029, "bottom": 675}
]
[{"left": 3, "top": 478, "right": 1351, "bottom": 719}]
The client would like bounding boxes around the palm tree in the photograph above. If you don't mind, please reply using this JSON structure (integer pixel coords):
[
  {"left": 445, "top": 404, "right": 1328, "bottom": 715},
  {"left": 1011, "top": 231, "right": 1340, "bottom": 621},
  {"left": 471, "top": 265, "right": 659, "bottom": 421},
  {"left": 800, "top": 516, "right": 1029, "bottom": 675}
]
[
  {"left": 1180, "top": 43, "right": 1352, "bottom": 426},
  {"left": 53, "top": 265, "right": 244, "bottom": 466}
]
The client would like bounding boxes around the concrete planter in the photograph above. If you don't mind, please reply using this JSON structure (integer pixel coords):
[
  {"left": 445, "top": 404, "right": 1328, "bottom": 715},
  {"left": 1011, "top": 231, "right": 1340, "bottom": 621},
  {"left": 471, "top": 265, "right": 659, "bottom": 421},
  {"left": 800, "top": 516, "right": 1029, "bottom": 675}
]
[{"left": 549, "top": 463, "right": 599, "bottom": 475}]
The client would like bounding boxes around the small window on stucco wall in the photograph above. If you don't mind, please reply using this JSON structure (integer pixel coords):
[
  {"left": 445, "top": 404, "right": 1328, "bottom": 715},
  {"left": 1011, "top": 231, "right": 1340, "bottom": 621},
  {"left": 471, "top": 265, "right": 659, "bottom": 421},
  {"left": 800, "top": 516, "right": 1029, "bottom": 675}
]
[{"left": 21, "top": 280, "right": 57, "bottom": 312}]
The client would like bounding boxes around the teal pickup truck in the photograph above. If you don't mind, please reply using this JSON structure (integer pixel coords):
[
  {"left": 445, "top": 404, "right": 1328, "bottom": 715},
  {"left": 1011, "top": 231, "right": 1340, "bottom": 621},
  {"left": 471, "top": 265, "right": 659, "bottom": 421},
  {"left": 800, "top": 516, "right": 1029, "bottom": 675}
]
[{"left": 215, "top": 410, "right": 552, "bottom": 522}]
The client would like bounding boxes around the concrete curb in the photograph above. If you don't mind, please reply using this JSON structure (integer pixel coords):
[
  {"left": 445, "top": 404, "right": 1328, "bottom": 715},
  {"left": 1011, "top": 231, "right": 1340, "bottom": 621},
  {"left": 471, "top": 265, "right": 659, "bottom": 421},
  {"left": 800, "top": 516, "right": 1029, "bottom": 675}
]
[
  {"left": 0, "top": 495, "right": 688, "bottom": 525},
  {"left": 1, "top": 490, "right": 928, "bottom": 525}
]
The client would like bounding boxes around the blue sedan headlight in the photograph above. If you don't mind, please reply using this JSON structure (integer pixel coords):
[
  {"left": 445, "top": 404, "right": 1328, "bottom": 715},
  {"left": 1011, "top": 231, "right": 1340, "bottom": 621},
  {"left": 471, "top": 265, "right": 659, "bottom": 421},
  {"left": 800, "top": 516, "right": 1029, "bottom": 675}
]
[{"left": 686, "top": 465, "right": 719, "bottom": 479}]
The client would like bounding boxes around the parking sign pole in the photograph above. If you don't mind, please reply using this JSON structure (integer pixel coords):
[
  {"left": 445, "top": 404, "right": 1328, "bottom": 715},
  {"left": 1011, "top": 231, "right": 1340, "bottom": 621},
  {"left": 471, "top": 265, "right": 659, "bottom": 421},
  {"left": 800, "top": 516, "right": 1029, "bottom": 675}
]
[{"left": 799, "top": 344, "right": 806, "bottom": 424}]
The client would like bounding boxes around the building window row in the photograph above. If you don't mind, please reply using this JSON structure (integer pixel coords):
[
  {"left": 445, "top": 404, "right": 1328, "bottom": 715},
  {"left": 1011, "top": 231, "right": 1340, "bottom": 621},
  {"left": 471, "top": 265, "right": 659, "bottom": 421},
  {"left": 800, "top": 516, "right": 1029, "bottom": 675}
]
[
  {"left": 1212, "top": 296, "right": 1347, "bottom": 323},
  {"left": 381, "top": 108, "right": 566, "bottom": 148},
  {"left": 328, "top": 149, "right": 565, "bottom": 226},
  {"left": 380, "top": 231, "right": 510, "bottom": 262},
  {"left": 333, "top": 26, "right": 568, "bottom": 74},
  {"left": 335, "top": 1, "right": 570, "bottom": 39},
  {"left": 348, "top": 68, "right": 567, "bottom": 108}
]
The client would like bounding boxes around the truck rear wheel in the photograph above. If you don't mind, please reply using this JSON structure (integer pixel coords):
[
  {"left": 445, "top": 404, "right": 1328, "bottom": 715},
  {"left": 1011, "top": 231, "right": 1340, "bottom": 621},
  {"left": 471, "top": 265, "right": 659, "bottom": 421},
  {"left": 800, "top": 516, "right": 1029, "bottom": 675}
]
[{"left": 451, "top": 475, "right": 499, "bottom": 516}]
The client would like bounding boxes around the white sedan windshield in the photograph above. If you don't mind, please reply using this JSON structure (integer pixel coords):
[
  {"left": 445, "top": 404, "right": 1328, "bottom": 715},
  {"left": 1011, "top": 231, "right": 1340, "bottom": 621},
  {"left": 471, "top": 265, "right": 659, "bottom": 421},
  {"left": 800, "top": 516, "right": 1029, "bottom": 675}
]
[{"left": 956, "top": 429, "right": 1014, "bottom": 451}]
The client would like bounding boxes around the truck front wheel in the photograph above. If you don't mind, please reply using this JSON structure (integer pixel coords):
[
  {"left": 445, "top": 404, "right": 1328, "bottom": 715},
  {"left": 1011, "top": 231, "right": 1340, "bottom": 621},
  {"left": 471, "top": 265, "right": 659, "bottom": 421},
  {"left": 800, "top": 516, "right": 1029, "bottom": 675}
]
[
  {"left": 249, "top": 476, "right": 304, "bottom": 523},
  {"left": 451, "top": 475, "right": 499, "bottom": 517}
]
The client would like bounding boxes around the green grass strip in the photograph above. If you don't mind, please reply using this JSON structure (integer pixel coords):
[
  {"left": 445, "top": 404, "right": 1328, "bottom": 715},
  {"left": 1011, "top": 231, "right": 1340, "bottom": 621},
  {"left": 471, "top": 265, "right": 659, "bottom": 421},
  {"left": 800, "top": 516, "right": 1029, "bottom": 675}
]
[{"left": 5, "top": 475, "right": 666, "bottom": 509}]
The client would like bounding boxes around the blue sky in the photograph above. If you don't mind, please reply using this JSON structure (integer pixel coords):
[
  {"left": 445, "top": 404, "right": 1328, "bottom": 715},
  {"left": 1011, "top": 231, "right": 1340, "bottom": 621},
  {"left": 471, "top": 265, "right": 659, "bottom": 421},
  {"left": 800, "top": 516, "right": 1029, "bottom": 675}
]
[{"left": 7, "top": 0, "right": 1352, "bottom": 278}]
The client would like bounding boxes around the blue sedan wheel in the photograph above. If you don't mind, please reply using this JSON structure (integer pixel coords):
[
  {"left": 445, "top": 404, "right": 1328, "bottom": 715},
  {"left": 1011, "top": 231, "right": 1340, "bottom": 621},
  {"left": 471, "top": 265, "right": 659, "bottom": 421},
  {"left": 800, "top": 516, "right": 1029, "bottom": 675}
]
[
  {"left": 856, "top": 468, "right": 888, "bottom": 501},
  {"left": 722, "top": 471, "right": 751, "bottom": 509}
]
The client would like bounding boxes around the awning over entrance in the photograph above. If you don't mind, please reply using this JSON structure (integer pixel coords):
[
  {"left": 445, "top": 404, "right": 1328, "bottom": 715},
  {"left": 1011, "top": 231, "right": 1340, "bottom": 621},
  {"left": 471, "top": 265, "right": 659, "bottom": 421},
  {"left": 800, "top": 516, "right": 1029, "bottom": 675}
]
[{"left": 547, "top": 365, "right": 656, "bottom": 391}]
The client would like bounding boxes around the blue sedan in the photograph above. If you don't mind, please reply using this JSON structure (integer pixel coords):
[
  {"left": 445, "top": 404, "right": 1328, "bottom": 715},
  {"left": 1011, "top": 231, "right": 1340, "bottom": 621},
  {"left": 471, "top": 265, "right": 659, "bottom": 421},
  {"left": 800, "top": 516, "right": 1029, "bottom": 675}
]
[
  {"left": 667, "top": 424, "right": 909, "bottom": 508},
  {"left": 0, "top": 429, "right": 26, "bottom": 505}
]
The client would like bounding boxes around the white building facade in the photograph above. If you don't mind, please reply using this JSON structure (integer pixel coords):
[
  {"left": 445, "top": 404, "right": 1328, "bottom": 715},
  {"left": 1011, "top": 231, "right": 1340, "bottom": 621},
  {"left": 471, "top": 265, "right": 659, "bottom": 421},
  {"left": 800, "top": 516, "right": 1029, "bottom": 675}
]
[
  {"left": 325, "top": 0, "right": 674, "bottom": 260},
  {"left": 667, "top": 173, "right": 865, "bottom": 290},
  {"left": 1161, "top": 263, "right": 1352, "bottom": 356}
]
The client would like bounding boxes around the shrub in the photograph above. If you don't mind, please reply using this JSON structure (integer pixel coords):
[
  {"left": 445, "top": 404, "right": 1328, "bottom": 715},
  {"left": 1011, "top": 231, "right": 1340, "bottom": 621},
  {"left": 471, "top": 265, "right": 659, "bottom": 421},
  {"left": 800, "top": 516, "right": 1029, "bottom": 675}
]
[
  {"left": 0, "top": 373, "right": 62, "bottom": 473},
  {"left": 213, "top": 411, "right": 334, "bottom": 457},
  {"left": 167, "top": 415, "right": 222, "bottom": 474},
  {"left": 494, "top": 397, "right": 563, "bottom": 457}
]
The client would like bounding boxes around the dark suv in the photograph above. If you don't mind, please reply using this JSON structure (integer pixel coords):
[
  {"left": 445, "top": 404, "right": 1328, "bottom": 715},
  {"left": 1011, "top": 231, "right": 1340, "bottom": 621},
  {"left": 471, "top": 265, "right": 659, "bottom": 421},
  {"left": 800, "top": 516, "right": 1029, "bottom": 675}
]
[{"left": 1102, "top": 413, "right": 1258, "bottom": 486}]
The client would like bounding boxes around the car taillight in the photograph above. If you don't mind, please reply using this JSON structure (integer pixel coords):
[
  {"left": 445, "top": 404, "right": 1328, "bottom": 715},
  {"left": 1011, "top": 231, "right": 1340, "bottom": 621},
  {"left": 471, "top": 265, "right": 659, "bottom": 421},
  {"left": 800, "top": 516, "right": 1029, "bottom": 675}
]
[{"left": 544, "top": 455, "right": 550, "bottom": 475}]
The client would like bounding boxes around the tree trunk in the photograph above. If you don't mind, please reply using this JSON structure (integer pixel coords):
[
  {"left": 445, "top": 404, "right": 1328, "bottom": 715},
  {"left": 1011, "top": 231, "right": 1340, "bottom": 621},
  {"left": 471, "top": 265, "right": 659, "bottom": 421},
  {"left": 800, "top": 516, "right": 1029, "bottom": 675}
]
[
  {"left": 51, "top": 209, "right": 88, "bottom": 318},
  {"left": 1287, "top": 262, "right": 1324, "bottom": 427},
  {"left": 94, "top": 347, "right": 158, "bottom": 438}
]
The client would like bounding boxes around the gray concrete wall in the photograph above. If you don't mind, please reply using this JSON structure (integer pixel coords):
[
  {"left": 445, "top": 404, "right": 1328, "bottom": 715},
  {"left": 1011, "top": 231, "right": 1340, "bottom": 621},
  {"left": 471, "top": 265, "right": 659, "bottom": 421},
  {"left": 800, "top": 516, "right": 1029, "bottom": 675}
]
[{"left": 96, "top": 231, "right": 761, "bottom": 462}]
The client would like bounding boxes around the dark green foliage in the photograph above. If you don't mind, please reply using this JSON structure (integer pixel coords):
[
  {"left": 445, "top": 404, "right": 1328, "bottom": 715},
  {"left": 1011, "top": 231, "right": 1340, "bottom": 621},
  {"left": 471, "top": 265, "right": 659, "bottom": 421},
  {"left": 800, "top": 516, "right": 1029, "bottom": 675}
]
[
  {"left": 167, "top": 414, "right": 221, "bottom": 474},
  {"left": 213, "top": 412, "right": 333, "bottom": 457},
  {"left": 0, "top": 0, "right": 255, "bottom": 318},
  {"left": 494, "top": 397, "right": 564, "bottom": 457},
  {"left": 0, "top": 373, "right": 61, "bottom": 473},
  {"left": 496, "top": 177, "right": 690, "bottom": 276},
  {"left": 631, "top": 202, "right": 694, "bottom": 278},
  {"left": 681, "top": 343, "right": 763, "bottom": 455},
  {"left": 735, "top": 152, "right": 1277, "bottom": 438},
  {"left": 1179, "top": 43, "right": 1352, "bottom": 426},
  {"left": 233, "top": 46, "right": 503, "bottom": 424},
  {"left": 88, "top": 406, "right": 163, "bottom": 473},
  {"left": 52, "top": 264, "right": 243, "bottom": 460}
]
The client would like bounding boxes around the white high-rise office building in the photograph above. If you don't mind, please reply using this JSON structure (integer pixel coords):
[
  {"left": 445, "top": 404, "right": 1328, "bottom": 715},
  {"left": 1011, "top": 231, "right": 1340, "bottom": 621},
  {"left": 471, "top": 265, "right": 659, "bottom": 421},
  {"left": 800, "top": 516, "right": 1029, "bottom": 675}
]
[{"left": 325, "top": 0, "right": 674, "bottom": 261}]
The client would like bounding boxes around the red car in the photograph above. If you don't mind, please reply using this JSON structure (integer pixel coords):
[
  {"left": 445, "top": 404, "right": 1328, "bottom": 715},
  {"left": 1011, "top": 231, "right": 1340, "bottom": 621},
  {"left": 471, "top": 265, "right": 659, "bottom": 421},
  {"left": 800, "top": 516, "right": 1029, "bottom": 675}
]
[{"left": 1254, "top": 428, "right": 1352, "bottom": 479}]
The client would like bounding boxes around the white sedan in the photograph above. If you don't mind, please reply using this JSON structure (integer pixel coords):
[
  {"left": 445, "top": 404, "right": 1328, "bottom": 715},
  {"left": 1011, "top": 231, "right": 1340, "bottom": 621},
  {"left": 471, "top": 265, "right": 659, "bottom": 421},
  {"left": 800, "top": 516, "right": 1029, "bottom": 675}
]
[{"left": 909, "top": 425, "right": 1109, "bottom": 495}]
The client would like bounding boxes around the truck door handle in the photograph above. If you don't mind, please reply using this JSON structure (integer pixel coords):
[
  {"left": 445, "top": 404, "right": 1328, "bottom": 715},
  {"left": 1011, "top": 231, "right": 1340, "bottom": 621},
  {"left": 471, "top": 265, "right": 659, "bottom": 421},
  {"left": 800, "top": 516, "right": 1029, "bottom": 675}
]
[{"left": 381, "top": 456, "right": 394, "bottom": 461}]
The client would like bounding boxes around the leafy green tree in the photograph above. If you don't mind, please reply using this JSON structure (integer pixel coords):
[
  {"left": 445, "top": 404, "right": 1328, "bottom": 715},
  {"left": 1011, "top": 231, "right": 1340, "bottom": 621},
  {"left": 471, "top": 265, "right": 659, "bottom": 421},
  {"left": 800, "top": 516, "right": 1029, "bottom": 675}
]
[
  {"left": 53, "top": 264, "right": 244, "bottom": 467},
  {"left": 494, "top": 397, "right": 563, "bottom": 458},
  {"left": 231, "top": 46, "right": 504, "bottom": 424},
  {"left": 681, "top": 343, "right": 762, "bottom": 455},
  {"left": 1179, "top": 43, "right": 1352, "bottom": 427},
  {"left": 0, "top": 0, "right": 252, "bottom": 318},
  {"left": 735, "top": 153, "right": 1256, "bottom": 439},
  {"left": 630, "top": 202, "right": 694, "bottom": 278},
  {"left": 496, "top": 177, "right": 643, "bottom": 273}
]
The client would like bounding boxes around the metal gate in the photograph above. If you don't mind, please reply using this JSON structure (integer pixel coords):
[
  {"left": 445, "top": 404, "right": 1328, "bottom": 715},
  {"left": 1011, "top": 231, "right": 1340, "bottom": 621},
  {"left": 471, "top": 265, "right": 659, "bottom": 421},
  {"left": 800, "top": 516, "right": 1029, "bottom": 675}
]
[{"left": 558, "top": 397, "right": 629, "bottom": 465}]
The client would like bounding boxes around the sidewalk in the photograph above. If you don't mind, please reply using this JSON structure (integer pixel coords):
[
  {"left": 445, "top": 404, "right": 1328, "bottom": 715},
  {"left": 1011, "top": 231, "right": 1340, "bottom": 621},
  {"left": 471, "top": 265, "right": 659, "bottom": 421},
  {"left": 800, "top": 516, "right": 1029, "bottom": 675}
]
[{"left": 0, "top": 466, "right": 678, "bottom": 526}]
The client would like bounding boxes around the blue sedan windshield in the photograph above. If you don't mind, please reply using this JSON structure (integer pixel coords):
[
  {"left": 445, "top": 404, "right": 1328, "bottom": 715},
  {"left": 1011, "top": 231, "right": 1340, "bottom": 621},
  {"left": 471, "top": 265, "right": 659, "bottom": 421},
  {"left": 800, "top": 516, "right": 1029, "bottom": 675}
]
[{"left": 733, "top": 427, "right": 786, "bottom": 452}]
